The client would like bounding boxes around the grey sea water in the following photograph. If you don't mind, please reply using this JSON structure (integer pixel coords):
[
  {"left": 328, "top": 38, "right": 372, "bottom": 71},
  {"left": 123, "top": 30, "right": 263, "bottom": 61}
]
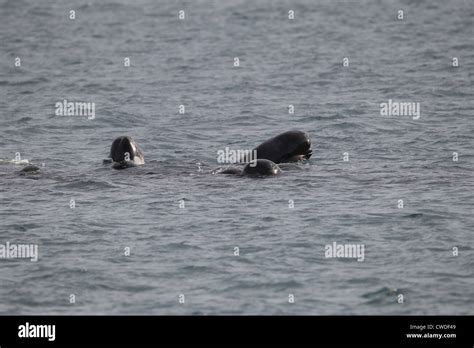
[{"left": 0, "top": 0, "right": 473, "bottom": 315}]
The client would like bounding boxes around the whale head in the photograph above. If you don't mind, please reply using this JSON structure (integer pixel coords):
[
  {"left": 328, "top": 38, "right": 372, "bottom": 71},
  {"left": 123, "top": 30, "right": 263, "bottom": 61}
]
[
  {"left": 242, "top": 159, "right": 282, "bottom": 177},
  {"left": 253, "top": 130, "right": 312, "bottom": 163},
  {"left": 287, "top": 130, "right": 312, "bottom": 162},
  {"left": 109, "top": 136, "right": 145, "bottom": 169}
]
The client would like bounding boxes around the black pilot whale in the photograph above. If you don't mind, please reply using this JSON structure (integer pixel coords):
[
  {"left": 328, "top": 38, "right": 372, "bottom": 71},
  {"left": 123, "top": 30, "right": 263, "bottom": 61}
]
[
  {"left": 108, "top": 136, "right": 145, "bottom": 169},
  {"left": 253, "top": 130, "right": 312, "bottom": 163}
]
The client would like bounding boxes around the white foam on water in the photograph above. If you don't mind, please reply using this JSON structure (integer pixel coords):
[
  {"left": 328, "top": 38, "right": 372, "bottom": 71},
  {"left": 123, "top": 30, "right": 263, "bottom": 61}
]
[{"left": 10, "top": 159, "right": 30, "bottom": 165}]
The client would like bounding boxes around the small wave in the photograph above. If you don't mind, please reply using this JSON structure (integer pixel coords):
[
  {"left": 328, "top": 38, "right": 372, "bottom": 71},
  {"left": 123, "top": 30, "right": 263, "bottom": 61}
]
[
  {"left": 181, "top": 265, "right": 215, "bottom": 273},
  {"left": 165, "top": 241, "right": 202, "bottom": 251},
  {"left": 362, "top": 286, "right": 402, "bottom": 305},
  {"left": 4, "top": 223, "right": 41, "bottom": 232},
  {"left": 56, "top": 179, "right": 118, "bottom": 190},
  {"left": 15, "top": 116, "right": 33, "bottom": 123},
  {"left": 404, "top": 213, "right": 424, "bottom": 218},
  {"left": 6, "top": 76, "right": 49, "bottom": 86},
  {"left": 0, "top": 158, "right": 29, "bottom": 165},
  {"left": 224, "top": 279, "right": 304, "bottom": 292}
]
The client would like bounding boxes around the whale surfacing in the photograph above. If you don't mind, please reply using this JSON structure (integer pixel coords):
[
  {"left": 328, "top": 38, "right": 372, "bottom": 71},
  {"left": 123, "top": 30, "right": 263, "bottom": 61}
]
[
  {"left": 253, "top": 130, "right": 312, "bottom": 163},
  {"left": 109, "top": 136, "right": 145, "bottom": 169},
  {"left": 242, "top": 159, "right": 282, "bottom": 176}
]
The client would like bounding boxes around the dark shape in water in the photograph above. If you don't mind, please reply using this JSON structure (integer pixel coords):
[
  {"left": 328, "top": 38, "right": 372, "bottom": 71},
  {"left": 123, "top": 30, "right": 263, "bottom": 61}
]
[
  {"left": 253, "top": 130, "right": 312, "bottom": 163},
  {"left": 109, "top": 136, "right": 145, "bottom": 169},
  {"left": 19, "top": 165, "right": 40, "bottom": 173}
]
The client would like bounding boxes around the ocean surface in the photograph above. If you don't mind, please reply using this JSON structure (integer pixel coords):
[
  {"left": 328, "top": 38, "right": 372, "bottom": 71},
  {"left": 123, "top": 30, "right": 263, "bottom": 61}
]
[{"left": 0, "top": 0, "right": 473, "bottom": 315}]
